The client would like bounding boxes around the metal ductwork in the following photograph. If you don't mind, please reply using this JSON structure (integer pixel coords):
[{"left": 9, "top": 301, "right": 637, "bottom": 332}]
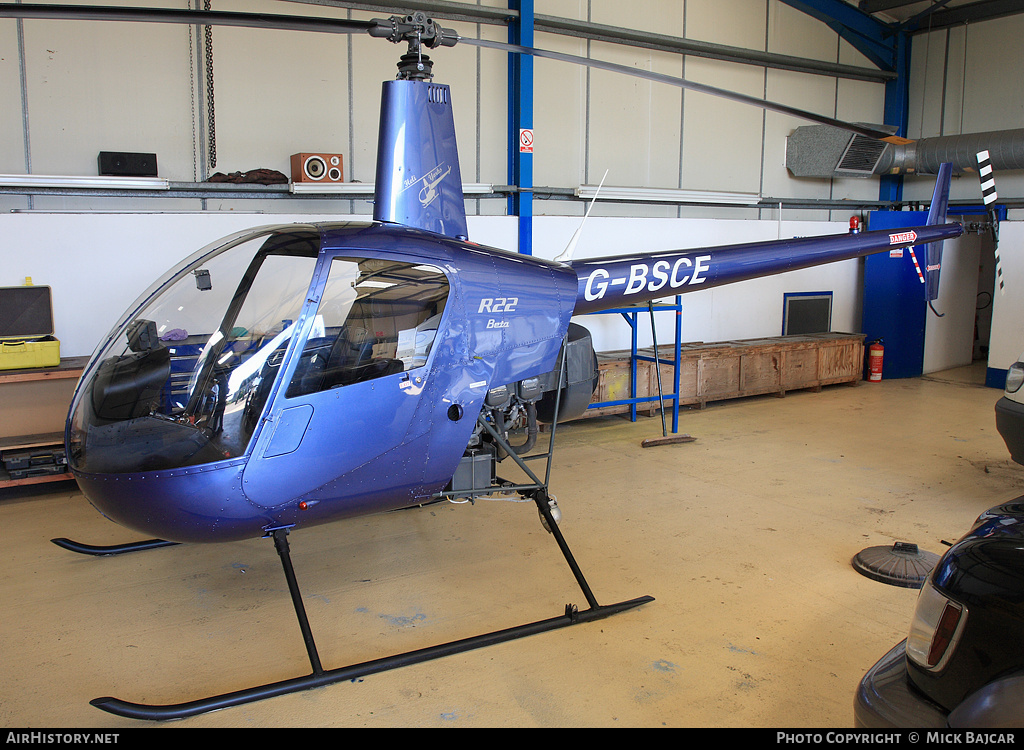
[{"left": 786, "top": 125, "right": 1024, "bottom": 178}]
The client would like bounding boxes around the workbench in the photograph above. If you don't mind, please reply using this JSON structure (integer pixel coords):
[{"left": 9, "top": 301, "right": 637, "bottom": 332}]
[{"left": 0, "top": 356, "right": 88, "bottom": 488}]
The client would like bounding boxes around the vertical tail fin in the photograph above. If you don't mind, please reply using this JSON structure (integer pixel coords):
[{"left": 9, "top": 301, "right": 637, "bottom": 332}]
[{"left": 923, "top": 162, "right": 953, "bottom": 303}]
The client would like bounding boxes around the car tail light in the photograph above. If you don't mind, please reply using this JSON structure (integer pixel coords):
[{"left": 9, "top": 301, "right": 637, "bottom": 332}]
[
  {"left": 1006, "top": 362, "right": 1024, "bottom": 394},
  {"left": 906, "top": 580, "right": 966, "bottom": 671}
]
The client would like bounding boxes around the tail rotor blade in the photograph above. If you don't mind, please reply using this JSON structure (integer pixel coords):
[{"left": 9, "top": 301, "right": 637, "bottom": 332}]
[
  {"left": 908, "top": 247, "right": 926, "bottom": 287},
  {"left": 976, "top": 150, "right": 1004, "bottom": 296},
  {"left": 978, "top": 149, "right": 999, "bottom": 208}
]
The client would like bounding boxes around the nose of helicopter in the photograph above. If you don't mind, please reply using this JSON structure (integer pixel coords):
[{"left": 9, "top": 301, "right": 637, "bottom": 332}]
[
  {"left": 72, "top": 458, "right": 273, "bottom": 543},
  {"left": 60, "top": 225, "right": 339, "bottom": 541}
]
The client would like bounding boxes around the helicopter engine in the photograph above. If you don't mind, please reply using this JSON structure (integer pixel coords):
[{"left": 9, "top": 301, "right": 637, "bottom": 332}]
[{"left": 446, "top": 322, "right": 598, "bottom": 500}]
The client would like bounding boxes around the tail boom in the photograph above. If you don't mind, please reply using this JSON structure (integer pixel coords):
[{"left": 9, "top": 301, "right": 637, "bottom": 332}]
[{"left": 569, "top": 222, "right": 963, "bottom": 315}]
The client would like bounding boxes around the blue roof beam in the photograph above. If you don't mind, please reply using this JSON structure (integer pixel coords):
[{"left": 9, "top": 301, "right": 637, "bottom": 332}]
[{"left": 778, "top": 0, "right": 899, "bottom": 72}]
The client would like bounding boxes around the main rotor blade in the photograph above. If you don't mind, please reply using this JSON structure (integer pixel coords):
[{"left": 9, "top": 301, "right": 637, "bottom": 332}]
[
  {"left": 0, "top": 4, "right": 909, "bottom": 145},
  {"left": 464, "top": 37, "right": 911, "bottom": 145},
  {"left": 0, "top": 4, "right": 378, "bottom": 35}
]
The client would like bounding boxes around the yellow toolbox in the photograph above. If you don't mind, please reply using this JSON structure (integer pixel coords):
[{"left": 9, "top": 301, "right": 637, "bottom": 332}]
[{"left": 0, "top": 285, "right": 61, "bottom": 370}]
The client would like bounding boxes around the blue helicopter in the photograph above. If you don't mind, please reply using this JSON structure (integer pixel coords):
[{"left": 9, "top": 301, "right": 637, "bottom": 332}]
[{"left": 1, "top": 5, "right": 963, "bottom": 720}]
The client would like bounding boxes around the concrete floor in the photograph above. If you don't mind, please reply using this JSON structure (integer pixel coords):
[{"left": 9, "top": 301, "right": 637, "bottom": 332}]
[{"left": 2, "top": 363, "right": 1022, "bottom": 729}]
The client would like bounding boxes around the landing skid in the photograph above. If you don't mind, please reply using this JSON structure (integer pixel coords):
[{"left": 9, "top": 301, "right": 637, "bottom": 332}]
[
  {"left": 51, "top": 537, "right": 179, "bottom": 556},
  {"left": 71, "top": 445, "right": 651, "bottom": 720},
  {"left": 61, "top": 357, "right": 653, "bottom": 721},
  {"left": 91, "top": 515, "right": 652, "bottom": 721}
]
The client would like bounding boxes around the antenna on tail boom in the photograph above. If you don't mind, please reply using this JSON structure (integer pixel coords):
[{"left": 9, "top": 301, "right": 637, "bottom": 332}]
[{"left": 556, "top": 169, "right": 608, "bottom": 264}]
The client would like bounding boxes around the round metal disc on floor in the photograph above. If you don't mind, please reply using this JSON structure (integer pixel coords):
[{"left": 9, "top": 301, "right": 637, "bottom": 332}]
[{"left": 852, "top": 542, "right": 940, "bottom": 589}]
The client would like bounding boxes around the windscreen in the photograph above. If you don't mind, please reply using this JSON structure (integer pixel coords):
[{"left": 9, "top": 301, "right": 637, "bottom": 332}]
[{"left": 67, "top": 228, "right": 321, "bottom": 475}]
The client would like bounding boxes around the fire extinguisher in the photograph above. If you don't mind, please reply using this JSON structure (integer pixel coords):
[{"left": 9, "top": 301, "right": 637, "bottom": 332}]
[{"left": 867, "top": 340, "right": 884, "bottom": 382}]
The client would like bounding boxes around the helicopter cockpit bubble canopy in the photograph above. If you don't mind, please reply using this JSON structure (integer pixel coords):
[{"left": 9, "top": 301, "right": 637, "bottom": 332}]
[
  {"left": 68, "top": 225, "right": 325, "bottom": 477},
  {"left": 66, "top": 222, "right": 577, "bottom": 543}
]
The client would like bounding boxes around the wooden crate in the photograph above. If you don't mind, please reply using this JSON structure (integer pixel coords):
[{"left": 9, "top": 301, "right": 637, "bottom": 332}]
[
  {"left": 582, "top": 333, "right": 865, "bottom": 418},
  {"left": 588, "top": 353, "right": 638, "bottom": 417}
]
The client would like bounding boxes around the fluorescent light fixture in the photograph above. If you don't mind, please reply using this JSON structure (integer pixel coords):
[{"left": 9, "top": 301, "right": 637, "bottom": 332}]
[
  {"left": 0, "top": 173, "right": 170, "bottom": 190},
  {"left": 576, "top": 184, "right": 760, "bottom": 205},
  {"left": 290, "top": 182, "right": 375, "bottom": 196},
  {"left": 289, "top": 182, "right": 494, "bottom": 196}
]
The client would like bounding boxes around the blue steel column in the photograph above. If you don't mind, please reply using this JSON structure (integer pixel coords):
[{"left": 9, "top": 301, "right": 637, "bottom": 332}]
[
  {"left": 777, "top": 1, "right": 907, "bottom": 203},
  {"left": 508, "top": 0, "right": 534, "bottom": 255},
  {"left": 879, "top": 30, "right": 911, "bottom": 203}
]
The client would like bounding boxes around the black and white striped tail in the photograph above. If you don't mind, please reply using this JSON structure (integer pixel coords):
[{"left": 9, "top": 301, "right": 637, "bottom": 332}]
[{"left": 977, "top": 150, "right": 1004, "bottom": 296}]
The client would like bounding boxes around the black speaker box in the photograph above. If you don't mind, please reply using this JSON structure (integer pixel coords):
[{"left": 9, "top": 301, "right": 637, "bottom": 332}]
[{"left": 98, "top": 151, "right": 159, "bottom": 177}]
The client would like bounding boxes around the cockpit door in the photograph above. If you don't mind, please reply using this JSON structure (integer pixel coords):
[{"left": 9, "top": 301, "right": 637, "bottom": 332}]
[{"left": 240, "top": 255, "right": 473, "bottom": 513}]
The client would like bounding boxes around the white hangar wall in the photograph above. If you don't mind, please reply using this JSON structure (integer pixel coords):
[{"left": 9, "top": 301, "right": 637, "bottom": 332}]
[
  {"left": 0, "top": 1, "right": 1020, "bottom": 368},
  {"left": 0, "top": 211, "right": 851, "bottom": 357},
  {"left": 987, "top": 223, "right": 1024, "bottom": 372},
  {"left": 527, "top": 0, "right": 887, "bottom": 220},
  {"left": 0, "top": 211, "right": 977, "bottom": 365},
  {"left": 899, "top": 17, "right": 1024, "bottom": 373},
  {"left": 901, "top": 16, "right": 1024, "bottom": 209},
  {"left": 0, "top": 0, "right": 898, "bottom": 215}
]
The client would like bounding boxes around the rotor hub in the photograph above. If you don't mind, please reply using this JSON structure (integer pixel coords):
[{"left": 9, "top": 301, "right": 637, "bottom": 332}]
[{"left": 369, "top": 11, "right": 459, "bottom": 80}]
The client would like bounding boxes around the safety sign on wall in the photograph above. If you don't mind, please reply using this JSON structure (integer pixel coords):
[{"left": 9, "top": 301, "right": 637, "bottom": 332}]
[{"left": 519, "top": 129, "right": 533, "bottom": 153}]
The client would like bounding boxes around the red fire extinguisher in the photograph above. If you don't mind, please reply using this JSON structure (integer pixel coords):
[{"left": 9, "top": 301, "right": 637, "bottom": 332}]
[{"left": 867, "top": 340, "right": 884, "bottom": 382}]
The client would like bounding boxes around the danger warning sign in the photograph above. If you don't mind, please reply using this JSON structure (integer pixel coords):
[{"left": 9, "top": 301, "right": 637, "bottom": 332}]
[{"left": 888, "top": 230, "right": 917, "bottom": 245}]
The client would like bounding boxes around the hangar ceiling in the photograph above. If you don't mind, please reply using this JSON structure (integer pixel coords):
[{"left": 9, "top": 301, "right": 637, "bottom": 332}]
[{"left": 854, "top": 0, "right": 1024, "bottom": 30}]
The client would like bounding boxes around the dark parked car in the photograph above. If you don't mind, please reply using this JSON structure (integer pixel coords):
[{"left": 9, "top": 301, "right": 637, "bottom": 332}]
[
  {"left": 996, "top": 355, "right": 1024, "bottom": 465},
  {"left": 855, "top": 500, "right": 1024, "bottom": 728}
]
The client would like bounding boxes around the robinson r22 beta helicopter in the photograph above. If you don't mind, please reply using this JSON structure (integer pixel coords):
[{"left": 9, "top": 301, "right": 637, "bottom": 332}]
[{"left": 0, "top": 4, "right": 963, "bottom": 721}]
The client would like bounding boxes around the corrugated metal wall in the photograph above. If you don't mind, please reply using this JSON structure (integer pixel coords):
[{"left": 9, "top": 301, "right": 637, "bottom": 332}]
[{"left": 3, "top": 2, "right": 1022, "bottom": 215}]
